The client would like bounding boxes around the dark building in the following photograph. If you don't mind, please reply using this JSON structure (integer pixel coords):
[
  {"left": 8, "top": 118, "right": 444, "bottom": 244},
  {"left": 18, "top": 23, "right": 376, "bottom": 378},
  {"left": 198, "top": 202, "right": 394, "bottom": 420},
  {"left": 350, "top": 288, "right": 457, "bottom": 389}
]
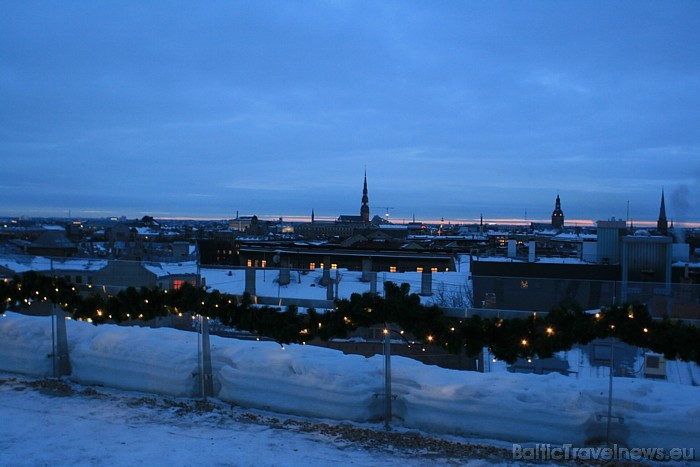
[
  {"left": 471, "top": 258, "right": 620, "bottom": 311},
  {"left": 295, "top": 172, "right": 372, "bottom": 239},
  {"left": 551, "top": 194, "right": 564, "bottom": 229}
]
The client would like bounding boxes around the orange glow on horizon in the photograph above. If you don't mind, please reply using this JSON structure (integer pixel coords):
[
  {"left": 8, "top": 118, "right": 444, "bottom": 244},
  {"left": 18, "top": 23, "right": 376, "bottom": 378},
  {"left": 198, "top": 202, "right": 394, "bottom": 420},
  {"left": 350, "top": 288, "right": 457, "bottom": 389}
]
[{"left": 155, "top": 215, "right": 700, "bottom": 229}]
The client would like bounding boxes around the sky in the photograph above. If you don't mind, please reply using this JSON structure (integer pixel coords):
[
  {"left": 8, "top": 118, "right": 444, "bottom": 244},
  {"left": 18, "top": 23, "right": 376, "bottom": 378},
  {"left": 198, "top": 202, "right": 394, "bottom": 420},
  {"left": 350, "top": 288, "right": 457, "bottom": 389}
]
[{"left": 1, "top": 1, "right": 699, "bottom": 225}]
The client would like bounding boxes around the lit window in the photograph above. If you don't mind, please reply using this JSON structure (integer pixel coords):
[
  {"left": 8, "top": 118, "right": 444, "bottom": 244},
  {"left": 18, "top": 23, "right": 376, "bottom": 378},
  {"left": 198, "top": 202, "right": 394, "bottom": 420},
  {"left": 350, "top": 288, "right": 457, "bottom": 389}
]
[
  {"left": 416, "top": 267, "right": 423, "bottom": 272},
  {"left": 247, "top": 259, "right": 252, "bottom": 267},
  {"left": 390, "top": 266, "right": 397, "bottom": 273},
  {"left": 431, "top": 268, "right": 438, "bottom": 273},
  {"left": 520, "top": 280, "right": 529, "bottom": 289},
  {"left": 320, "top": 263, "right": 324, "bottom": 269},
  {"left": 309, "top": 263, "right": 316, "bottom": 270},
  {"left": 331, "top": 263, "right": 337, "bottom": 270},
  {"left": 173, "top": 280, "right": 185, "bottom": 290},
  {"left": 261, "top": 260, "right": 267, "bottom": 268}
]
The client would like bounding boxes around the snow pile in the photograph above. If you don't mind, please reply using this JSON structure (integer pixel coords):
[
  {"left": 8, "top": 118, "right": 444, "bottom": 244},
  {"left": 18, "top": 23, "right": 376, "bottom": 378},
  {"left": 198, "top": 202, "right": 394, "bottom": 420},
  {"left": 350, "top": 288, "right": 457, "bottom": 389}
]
[
  {"left": 218, "top": 342, "right": 383, "bottom": 420},
  {"left": 1, "top": 312, "right": 698, "bottom": 451}
]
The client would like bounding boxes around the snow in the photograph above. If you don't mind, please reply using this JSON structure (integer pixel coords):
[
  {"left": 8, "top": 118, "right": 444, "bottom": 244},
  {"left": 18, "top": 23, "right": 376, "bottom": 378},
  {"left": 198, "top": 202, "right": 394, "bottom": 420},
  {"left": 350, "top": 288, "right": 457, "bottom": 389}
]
[
  {"left": 1, "top": 377, "right": 497, "bottom": 467},
  {"left": 0, "top": 255, "right": 108, "bottom": 273},
  {"left": 200, "top": 268, "right": 469, "bottom": 307},
  {"left": 1, "top": 311, "right": 698, "bottom": 456},
  {"left": 143, "top": 261, "right": 198, "bottom": 278}
]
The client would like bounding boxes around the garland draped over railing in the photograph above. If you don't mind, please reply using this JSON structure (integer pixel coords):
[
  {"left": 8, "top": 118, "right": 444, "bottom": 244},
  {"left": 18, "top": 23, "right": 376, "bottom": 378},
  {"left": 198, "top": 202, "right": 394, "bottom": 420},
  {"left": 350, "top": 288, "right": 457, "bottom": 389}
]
[{"left": 2, "top": 271, "right": 698, "bottom": 365}]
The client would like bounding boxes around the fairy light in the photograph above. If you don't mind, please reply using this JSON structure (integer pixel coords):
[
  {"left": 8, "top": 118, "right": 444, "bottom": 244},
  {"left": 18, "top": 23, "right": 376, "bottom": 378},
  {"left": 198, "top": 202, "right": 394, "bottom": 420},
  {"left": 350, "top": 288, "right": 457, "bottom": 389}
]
[
  {"left": 383, "top": 328, "right": 389, "bottom": 335},
  {"left": 546, "top": 327, "right": 554, "bottom": 336},
  {"left": 643, "top": 327, "right": 649, "bottom": 333},
  {"left": 521, "top": 339, "right": 528, "bottom": 346},
  {"left": 427, "top": 335, "right": 434, "bottom": 342}
]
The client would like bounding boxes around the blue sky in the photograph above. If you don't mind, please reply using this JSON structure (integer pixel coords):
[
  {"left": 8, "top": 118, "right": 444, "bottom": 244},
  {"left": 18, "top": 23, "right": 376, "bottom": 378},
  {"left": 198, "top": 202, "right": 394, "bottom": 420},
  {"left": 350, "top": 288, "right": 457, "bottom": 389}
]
[{"left": 2, "top": 1, "right": 699, "bottom": 224}]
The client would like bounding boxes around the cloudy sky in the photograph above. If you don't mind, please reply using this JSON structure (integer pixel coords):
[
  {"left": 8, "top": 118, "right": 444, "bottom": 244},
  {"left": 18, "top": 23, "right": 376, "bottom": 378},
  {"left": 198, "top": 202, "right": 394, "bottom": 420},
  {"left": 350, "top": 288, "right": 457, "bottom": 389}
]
[{"left": 2, "top": 1, "right": 699, "bottom": 225}]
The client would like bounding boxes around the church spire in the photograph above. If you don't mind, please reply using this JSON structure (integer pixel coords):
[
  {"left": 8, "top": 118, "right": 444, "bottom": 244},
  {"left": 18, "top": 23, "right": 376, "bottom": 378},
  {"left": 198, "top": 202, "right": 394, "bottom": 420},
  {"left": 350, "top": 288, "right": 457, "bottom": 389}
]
[
  {"left": 360, "top": 170, "right": 370, "bottom": 223},
  {"left": 657, "top": 189, "right": 668, "bottom": 235},
  {"left": 551, "top": 194, "right": 564, "bottom": 229}
]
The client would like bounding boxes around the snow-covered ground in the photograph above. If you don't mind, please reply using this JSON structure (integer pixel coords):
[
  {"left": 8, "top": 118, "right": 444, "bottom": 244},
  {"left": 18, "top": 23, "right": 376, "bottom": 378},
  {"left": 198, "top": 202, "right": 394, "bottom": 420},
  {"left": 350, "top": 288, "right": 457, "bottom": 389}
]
[
  {"left": 201, "top": 266, "right": 470, "bottom": 307},
  {"left": 0, "top": 376, "right": 509, "bottom": 466},
  {"left": 1, "top": 311, "right": 698, "bottom": 458}
]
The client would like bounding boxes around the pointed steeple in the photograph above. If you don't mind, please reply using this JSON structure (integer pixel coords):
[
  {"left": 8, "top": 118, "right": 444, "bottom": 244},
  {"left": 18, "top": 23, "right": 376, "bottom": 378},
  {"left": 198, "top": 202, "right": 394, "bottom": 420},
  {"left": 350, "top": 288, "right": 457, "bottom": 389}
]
[
  {"left": 311, "top": 208, "right": 315, "bottom": 223},
  {"left": 657, "top": 189, "right": 668, "bottom": 235},
  {"left": 360, "top": 170, "right": 370, "bottom": 223}
]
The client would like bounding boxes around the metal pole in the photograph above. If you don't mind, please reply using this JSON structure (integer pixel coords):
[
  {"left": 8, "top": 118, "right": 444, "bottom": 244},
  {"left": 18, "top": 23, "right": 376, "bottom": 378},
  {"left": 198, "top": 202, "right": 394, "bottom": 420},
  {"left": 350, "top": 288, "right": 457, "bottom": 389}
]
[
  {"left": 200, "top": 314, "right": 213, "bottom": 399},
  {"left": 606, "top": 337, "right": 614, "bottom": 447},
  {"left": 51, "top": 304, "right": 56, "bottom": 377},
  {"left": 384, "top": 325, "right": 392, "bottom": 430},
  {"left": 50, "top": 258, "right": 56, "bottom": 377}
]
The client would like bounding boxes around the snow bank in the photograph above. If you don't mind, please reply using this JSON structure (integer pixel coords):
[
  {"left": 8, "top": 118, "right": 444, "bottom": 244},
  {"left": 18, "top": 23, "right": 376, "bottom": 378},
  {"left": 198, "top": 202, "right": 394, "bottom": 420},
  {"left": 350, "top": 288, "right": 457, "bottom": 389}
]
[
  {"left": 0, "top": 313, "right": 54, "bottom": 377},
  {"left": 69, "top": 322, "right": 201, "bottom": 397},
  {"left": 217, "top": 341, "right": 384, "bottom": 420},
  {"left": 1, "top": 312, "right": 698, "bottom": 450}
]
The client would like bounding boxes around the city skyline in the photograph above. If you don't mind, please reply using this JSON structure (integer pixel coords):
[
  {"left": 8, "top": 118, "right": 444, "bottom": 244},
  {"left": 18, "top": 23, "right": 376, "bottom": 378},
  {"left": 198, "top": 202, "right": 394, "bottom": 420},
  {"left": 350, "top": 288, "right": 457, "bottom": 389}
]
[{"left": 2, "top": 2, "right": 699, "bottom": 224}]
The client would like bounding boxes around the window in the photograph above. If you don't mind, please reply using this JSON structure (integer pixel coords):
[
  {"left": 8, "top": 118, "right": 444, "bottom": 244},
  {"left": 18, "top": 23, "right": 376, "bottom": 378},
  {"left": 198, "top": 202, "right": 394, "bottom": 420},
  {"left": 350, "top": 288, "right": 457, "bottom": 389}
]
[
  {"left": 261, "top": 260, "right": 267, "bottom": 268},
  {"left": 331, "top": 263, "right": 337, "bottom": 270},
  {"left": 520, "top": 280, "right": 529, "bottom": 289},
  {"left": 247, "top": 259, "right": 252, "bottom": 267},
  {"left": 431, "top": 268, "right": 438, "bottom": 273},
  {"left": 87, "top": 276, "right": 93, "bottom": 285},
  {"left": 75, "top": 275, "right": 82, "bottom": 284},
  {"left": 319, "top": 263, "right": 324, "bottom": 269},
  {"left": 173, "top": 279, "right": 185, "bottom": 290},
  {"left": 389, "top": 266, "right": 397, "bottom": 273},
  {"left": 309, "top": 262, "right": 316, "bottom": 270},
  {"left": 416, "top": 267, "right": 423, "bottom": 272}
]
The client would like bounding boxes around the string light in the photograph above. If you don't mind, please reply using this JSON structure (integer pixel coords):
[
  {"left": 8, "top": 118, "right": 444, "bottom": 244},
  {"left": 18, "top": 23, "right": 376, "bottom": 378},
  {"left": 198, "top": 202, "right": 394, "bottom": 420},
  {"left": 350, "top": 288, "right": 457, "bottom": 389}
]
[
  {"left": 546, "top": 327, "right": 554, "bottom": 336},
  {"left": 521, "top": 339, "right": 528, "bottom": 346}
]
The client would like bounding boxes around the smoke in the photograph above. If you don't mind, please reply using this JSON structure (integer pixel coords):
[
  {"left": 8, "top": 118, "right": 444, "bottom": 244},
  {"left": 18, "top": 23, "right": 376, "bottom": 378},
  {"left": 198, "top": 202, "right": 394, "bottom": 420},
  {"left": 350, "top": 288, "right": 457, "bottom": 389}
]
[{"left": 671, "top": 185, "right": 690, "bottom": 243}]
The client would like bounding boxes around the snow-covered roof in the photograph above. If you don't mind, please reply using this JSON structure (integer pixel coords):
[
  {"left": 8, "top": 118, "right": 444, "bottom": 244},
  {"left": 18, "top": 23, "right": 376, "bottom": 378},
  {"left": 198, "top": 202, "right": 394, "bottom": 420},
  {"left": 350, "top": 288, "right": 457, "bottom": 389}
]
[
  {"left": 0, "top": 255, "right": 108, "bottom": 273},
  {"left": 143, "top": 261, "right": 198, "bottom": 277}
]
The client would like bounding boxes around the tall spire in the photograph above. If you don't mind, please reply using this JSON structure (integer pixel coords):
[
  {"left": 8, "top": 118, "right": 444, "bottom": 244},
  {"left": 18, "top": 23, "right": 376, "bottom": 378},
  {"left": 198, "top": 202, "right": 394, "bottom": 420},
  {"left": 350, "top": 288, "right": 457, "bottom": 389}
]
[
  {"left": 311, "top": 208, "right": 315, "bottom": 223},
  {"left": 657, "top": 189, "right": 668, "bottom": 235},
  {"left": 360, "top": 170, "right": 369, "bottom": 223}
]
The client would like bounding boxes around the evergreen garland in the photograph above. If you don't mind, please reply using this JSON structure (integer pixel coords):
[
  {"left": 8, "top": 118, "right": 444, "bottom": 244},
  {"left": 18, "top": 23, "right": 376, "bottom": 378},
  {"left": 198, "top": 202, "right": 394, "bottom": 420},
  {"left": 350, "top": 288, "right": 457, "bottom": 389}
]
[{"left": 1, "top": 271, "right": 698, "bottom": 365}]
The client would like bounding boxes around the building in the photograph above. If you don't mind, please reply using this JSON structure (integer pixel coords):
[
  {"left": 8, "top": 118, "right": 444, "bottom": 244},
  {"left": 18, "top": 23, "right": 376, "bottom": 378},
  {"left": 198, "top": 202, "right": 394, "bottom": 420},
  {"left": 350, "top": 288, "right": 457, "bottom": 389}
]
[
  {"left": 656, "top": 189, "right": 668, "bottom": 235},
  {"left": 551, "top": 194, "right": 564, "bottom": 230}
]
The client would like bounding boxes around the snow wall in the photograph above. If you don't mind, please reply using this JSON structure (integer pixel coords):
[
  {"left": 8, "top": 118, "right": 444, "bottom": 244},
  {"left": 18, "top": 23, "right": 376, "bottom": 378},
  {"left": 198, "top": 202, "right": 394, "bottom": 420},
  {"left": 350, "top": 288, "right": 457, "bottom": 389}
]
[{"left": 1, "top": 312, "right": 698, "bottom": 451}]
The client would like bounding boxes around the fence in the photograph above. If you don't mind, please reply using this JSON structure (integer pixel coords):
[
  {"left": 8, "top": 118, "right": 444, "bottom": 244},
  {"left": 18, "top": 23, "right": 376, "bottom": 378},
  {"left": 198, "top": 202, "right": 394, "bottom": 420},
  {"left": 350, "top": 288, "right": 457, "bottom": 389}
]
[{"left": 1, "top": 310, "right": 698, "bottom": 452}]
